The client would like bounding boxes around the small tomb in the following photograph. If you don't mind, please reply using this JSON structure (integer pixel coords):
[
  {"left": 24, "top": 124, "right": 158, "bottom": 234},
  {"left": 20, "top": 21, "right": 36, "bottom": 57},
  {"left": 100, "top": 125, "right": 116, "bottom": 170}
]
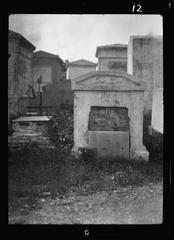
[
  {"left": 12, "top": 116, "right": 52, "bottom": 137},
  {"left": 71, "top": 71, "right": 149, "bottom": 161},
  {"left": 9, "top": 116, "right": 52, "bottom": 149}
]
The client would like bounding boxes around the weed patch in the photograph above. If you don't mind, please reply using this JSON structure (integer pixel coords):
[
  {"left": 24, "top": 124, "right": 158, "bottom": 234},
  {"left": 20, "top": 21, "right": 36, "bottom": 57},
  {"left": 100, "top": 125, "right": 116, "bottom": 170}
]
[{"left": 8, "top": 146, "right": 163, "bottom": 216}]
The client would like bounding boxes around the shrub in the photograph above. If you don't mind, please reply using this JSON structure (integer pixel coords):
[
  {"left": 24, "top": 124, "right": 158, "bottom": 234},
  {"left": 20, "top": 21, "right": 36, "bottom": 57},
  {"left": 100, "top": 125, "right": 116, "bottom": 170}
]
[
  {"left": 143, "top": 111, "right": 163, "bottom": 162},
  {"left": 48, "top": 104, "right": 73, "bottom": 153}
]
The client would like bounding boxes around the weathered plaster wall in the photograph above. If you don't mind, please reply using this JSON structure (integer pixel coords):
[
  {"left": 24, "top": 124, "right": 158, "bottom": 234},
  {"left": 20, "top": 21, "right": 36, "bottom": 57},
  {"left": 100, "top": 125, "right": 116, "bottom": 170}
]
[
  {"left": 32, "top": 65, "right": 52, "bottom": 87},
  {"left": 89, "top": 131, "right": 129, "bottom": 159},
  {"left": 127, "top": 36, "right": 163, "bottom": 112},
  {"left": 9, "top": 118, "right": 52, "bottom": 149},
  {"left": 29, "top": 80, "right": 73, "bottom": 112},
  {"left": 97, "top": 47, "right": 127, "bottom": 72},
  {"left": 29, "top": 56, "right": 72, "bottom": 111},
  {"left": 8, "top": 31, "right": 35, "bottom": 120},
  {"left": 32, "top": 57, "right": 63, "bottom": 88},
  {"left": 67, "top": 65, "right": 96, "bottom": 79},
  {"left": 8, "top": 38, "right": 34, "bottom": 98},
  {"left": 151, "top": 88, "right": 163, "bottom": 133},
  {"left": 73, "top": 90, "right": 146, "bottom": 160}
]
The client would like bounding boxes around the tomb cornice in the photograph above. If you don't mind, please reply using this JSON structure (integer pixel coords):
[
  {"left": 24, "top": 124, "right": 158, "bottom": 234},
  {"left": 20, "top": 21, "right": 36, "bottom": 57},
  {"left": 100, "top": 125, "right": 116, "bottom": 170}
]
[{"left": 71, "top": 71, "right": 146, "bottom": 91}]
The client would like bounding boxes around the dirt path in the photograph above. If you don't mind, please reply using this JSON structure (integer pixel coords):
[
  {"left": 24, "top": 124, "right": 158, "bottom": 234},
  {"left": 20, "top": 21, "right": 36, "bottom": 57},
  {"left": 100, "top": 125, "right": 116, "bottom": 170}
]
[{"left": 9, "top": 182, "right": 162, "bottom": 224}]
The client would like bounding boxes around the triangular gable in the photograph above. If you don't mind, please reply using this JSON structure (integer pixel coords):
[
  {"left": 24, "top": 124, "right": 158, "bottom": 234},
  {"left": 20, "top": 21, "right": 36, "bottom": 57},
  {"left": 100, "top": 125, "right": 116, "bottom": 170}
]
[
  {"left": 33, "top": 51, "right": 61, "bottom": 59},
  {"left": 71, "top": 71, "right": 146, "bottom": 91},
  {"left": 69, "top": 59, "right": 96, "bottom": 66}
]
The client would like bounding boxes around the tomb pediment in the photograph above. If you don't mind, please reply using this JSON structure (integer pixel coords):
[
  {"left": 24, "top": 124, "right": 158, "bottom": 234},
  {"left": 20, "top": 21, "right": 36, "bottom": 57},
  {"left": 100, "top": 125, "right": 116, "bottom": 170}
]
[{"left": 71, "top": 71, "right": 146, "bottom": 91}]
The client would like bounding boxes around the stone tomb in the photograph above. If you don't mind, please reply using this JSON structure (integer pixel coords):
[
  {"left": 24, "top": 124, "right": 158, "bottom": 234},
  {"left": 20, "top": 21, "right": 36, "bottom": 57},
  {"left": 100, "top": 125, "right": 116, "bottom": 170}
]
[
  {"left": 9, "top": 116, "right": 52, "bottom": 149},
  {"left": 71, "top": 71, "right": 149, "bottom": 161}
]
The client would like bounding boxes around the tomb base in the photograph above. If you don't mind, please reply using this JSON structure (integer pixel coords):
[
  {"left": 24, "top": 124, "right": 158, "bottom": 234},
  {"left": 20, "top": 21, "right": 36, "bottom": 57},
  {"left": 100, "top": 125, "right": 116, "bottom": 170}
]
[
  {"left": 131, "top": 147, "right": 149, "bottom": 162},
  {"left": 71, "top": 146, "right": 81, "bottom": 158}
]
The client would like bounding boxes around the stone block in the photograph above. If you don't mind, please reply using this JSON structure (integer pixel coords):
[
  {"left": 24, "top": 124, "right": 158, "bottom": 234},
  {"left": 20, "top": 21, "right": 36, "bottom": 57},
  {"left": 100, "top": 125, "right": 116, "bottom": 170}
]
[
  {"left": 95, "top": 44, "right": 127, "bottom": 72},
  {"left": 8, "top": 116, "right": 54, "bottom": 150},
  {"left": 89, "top": 131, "right": 129, "bottom": 159},
  {"left": 89, "top": 106, "right": 129, "bottom": 131}
]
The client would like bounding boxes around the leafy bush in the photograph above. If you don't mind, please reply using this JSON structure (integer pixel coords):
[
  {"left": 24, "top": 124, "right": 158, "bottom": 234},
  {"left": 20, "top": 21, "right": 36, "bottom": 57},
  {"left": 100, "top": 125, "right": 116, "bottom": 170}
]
[
  {"left": 143, "top": 111, "right": 163, "bottom": 162},
  {"left": 48, "top": 103, "right": 73, "bottom": 153}
]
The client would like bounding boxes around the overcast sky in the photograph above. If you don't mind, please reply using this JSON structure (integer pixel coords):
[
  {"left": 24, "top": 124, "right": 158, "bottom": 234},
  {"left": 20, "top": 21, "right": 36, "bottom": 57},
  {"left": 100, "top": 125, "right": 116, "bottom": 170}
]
[{"left": 9, "top": 14, "right": 162, "bottom": 63}]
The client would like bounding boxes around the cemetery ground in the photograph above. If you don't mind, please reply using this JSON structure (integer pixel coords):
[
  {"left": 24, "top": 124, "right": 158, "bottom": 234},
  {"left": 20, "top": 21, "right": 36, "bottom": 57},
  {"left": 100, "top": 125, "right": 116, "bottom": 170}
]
[{"left": 8, "top": 147, "right": 163, "bottom": 224}]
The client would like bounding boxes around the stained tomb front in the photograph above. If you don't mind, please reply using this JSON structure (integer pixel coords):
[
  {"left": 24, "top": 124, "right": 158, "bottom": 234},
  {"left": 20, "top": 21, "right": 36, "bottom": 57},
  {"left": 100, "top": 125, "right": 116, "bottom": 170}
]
[
  {"left": 88, "top": 106, "right": 129, "bottom": 159},
  {"left": 71, "top": 71, "right": 149, "bottom": 161}
]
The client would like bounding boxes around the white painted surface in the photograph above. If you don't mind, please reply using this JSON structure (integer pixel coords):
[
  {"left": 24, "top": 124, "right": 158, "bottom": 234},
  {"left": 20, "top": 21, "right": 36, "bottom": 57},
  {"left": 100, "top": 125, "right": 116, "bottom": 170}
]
[
  {"left": 127, "top": 35, "right": 163, "bottom": 112},
  {"left": 68, "top": 65, "right": 96, "bottom": 79},
  {"left": 72, "top": 71, "right": 149, "bottom": 161},
  {"left": 12, "top": 116, "right": 52, "bottom": 122},
  {"left": 151, "top": 88, "right": 163, "bottom": 133}
]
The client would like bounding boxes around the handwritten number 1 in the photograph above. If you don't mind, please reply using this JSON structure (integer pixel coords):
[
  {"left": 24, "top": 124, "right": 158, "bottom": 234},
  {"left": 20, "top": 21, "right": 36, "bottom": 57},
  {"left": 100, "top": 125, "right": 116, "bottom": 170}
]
[{"left": 85, "top": 230, "right": 89, "bottom": 236}]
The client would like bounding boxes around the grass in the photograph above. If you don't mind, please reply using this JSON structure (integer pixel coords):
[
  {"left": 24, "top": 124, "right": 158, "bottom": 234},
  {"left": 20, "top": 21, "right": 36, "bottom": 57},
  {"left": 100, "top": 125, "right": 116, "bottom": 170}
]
[{"left": 8, "top": 146, "right": 163, "bottom": 216}]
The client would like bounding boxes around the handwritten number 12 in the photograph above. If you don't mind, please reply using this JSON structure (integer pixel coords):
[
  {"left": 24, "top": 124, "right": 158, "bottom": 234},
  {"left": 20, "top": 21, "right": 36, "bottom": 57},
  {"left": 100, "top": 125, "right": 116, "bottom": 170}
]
[{"left": 132, "top": 5, "right": 142, "bottom": 12}]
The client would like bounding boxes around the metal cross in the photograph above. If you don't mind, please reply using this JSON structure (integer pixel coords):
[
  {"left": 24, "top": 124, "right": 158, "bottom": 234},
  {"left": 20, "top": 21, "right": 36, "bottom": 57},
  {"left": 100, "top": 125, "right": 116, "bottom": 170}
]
[{"left": 37, "top": 75, "right": 43, "bottom": 116}]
